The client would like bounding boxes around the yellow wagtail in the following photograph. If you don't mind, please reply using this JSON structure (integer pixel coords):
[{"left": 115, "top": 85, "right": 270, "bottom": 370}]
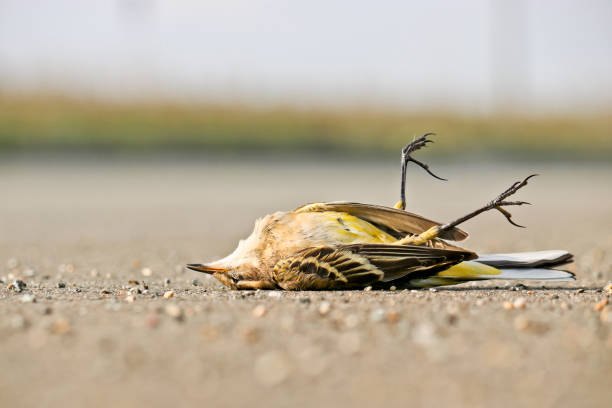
[{"left": 187, "top": 134, "right": 574, "bottom": 290}]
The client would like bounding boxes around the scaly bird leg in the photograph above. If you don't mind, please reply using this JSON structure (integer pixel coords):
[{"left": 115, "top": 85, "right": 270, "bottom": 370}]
[
  {"left": 395, "top": 133, "right": 446, "bottom": 210},
  {"left": 396, "top": 174, "right": 537, "bottom": 245}
]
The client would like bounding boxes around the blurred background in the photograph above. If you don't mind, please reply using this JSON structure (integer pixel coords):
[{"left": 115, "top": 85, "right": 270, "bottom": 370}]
[
  {"left": 1, "top": 3, "right": 612, "bottom": 407},
  {"left": 0, "top": 0, "right": 610, "bottom": 157}
]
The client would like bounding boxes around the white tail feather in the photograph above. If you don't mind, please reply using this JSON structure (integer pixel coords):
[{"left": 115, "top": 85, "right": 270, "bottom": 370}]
[
  {"left": 476, "top": 250, "right": 573, "bottom": 268},
  {"left": 474, "top": 267, "right": 575, "bottom": 282}
]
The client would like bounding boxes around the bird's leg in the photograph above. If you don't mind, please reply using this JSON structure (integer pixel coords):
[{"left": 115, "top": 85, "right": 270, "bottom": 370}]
[
  {"left": 394, "top": 133, "right": 446, "bottom": 210},
  {"left": 396, "top": 174, "right": 537, "bottom": 245}
]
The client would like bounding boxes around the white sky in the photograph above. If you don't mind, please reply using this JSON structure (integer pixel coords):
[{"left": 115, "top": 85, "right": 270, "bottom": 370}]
[{"left": 0, "top": 0, "right": 610, "bottom": 113}]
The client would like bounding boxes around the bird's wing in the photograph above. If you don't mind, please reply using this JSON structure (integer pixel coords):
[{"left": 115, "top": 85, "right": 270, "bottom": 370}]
[
  {"left": 273, "top": 246, "right": 383, "bottom": 290},
  {"left": 294, "top": 202, "right": 468, "bottom": 241},
  {"left": 272, "top": 244, "right": 476, "bottom": 290},
  {"left": 343, "top": 243, "right": 476, "bottom": 282}
]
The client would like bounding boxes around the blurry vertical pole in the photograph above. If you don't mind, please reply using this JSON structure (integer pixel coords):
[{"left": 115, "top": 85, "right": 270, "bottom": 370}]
[{"left": 489, "top": 0, "right": 530, "bottom": 113}]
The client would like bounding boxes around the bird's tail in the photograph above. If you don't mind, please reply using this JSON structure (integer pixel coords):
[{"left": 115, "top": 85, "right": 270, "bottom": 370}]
[
  {"left": 475, "top": 250, "right": 573, "bottom": 269},
  {"left": 408, "top": 250, "right": 574, "bottom": 288}
]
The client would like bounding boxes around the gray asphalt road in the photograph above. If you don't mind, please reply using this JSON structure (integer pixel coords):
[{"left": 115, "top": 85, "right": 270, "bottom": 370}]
[{"left": 1, "top": 157, "right": 611, "bottom": 407}]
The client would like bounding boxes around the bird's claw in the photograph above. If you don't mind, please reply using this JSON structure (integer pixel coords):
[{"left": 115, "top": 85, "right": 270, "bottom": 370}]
[
  {"left": 490, "top": 175, "right": 537, "bottom": 228},
  {"left": 401, "top": 133, "right": 446, "bottom": 181}
]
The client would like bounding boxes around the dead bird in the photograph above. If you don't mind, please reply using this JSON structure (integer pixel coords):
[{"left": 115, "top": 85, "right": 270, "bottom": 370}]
[{"left": 187, "top": 134, "right": 574, "bottom": 290}]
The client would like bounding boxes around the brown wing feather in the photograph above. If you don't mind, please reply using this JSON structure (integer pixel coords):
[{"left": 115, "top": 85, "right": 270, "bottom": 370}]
[
  {"left": 294, "top": 202, "right": 468, "bottom": 241},
  {"left": 273, "top": 243, "right": 476, "bottom": 290},
  {"left": 342, "top": 243, "right": 476, "bottom": 282}
]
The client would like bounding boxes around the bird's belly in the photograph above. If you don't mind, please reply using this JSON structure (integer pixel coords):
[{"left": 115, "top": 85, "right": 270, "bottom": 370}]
[{"left": 296, "top": 211, "right": 398, "bottom": 245}]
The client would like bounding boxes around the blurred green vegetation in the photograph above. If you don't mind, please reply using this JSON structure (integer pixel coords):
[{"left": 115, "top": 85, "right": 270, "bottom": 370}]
[{"left": 1, "top": 94, "right": 610, "bottom": 159}]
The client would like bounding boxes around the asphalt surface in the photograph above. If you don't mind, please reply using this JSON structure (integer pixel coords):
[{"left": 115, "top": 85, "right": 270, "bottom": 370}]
[{"left": 1, "top": 158, "right": 611, "bottom": 407}]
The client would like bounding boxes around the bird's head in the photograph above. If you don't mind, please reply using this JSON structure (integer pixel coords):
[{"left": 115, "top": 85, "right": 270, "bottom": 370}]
[
  {"left": 187, "top": 216, "right": 273, "bottom": 288},
  {"left": 186, "top": 244, "right": 263, "bottom": 289},
  {"left": 186, "top": 259, "right": 242, "bottom": 288}
]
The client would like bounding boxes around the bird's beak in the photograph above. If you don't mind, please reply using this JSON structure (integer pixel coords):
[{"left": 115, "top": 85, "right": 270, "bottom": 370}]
[{"left": 186, "top": 264, "right": 230, "bottom": 274}]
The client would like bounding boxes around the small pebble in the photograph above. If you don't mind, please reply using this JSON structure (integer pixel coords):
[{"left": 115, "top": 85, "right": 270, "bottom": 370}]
[
  {"left": 318, "top": 301, "right": 331, "bottom": 316},
  {"left": 280, "top": 316, "right": 295, "bottom": 333},
  {"left": 344, "top": 314, "right": 359, "bottom": 329},
  {"left": 338, "top": 332, "right": 361, "bottom": 355},
  {"left": 514, "top": 315, "right": 530, "bottom": 331},
  {"left": 363, "top": 286, "right": 372, "bottom": 292},
  {"left": 389, "top": 286, "right": 397, "bottom": 291},
  {"left": 594, "top": 298, "right": 608, "bottom": 312},
  {"left": 241, "top": 327, "right": 260, "bottom": 344},
  {"left": 268, "top": 291, "right": 282, "bottom": 298},
  {"left": 369, "top": 308, "right": 385, "bottom": 323},
  {"left": 254, "top": 351, "right": 291, "bottom": 387},
  {"left": 164, "top": 278, "right": 171, "bottom": 286},
  {"left": 51, "top": 318, "right": 71, "bottom": 335},
  {"left": 7, "top": 258, "right": 19, "bottom": 269},
  {"left": 11, "top": 279, "right": 26, "bottom": 292},
  {"left": 125, "top": 295, "right": 135, "bottom": 303},
  {"left": 200, "top": 326, "right": 219, "bottom": 342},
  {"left": 11, "top": 315, "right": 27, "bottom": 329},
  {"left": 90, "top": 269, "right": 99, "bottom": 277},
  {"left": 21, "top": 294, "right": 36, "bottom": 303},
  {"left": 603, "top": 282, "right": 612, "bottom": 295},
  {"left": 141, "top": 267, "right": 153, "bottom": 277},
  {"left": 446, "top": 304, "right": 459, "bottom": 314},
  {"left": 164, "top": 304, "right": 183, "bottom": 320},
  {"left": 503, "top": 301, "right": 514, "bottom": 310},
  {"left": 192, "top": 280, "right": 199, "bottom": 286},
  {"left": 387, "top": 310, "right": 399, "bottom": 324},
  {"left": 600, "top": 307, "right": 611, "bottom": 323},
  {"left": 429, "top": 288, "right": 438, "bottom": 293},
  {"left": 128, "top": 280, "right": 139, "bottom": 286},
  {"left": 144, "top": 313, "right": 160, "bottom": 328},
  {"left": 298, "top": 347, "right": 328, "bottom": 377},
  {"left": 576, "top": 288, "right": 585, "bottom": 294},
  {"left": 163, "top": 290, "right": 174, "bottom": 299},
  {"left": 57, "top": 282, "right": 66, "bottom": 289},
  {"left": 513, "top": 297, "right": 527, "bottom": 309},
  {"left": 252, "top": 305, "right": 267, "bottom": 318},
  {"left": 413, "top": 322, "right": 438, "bottom": 345}
]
